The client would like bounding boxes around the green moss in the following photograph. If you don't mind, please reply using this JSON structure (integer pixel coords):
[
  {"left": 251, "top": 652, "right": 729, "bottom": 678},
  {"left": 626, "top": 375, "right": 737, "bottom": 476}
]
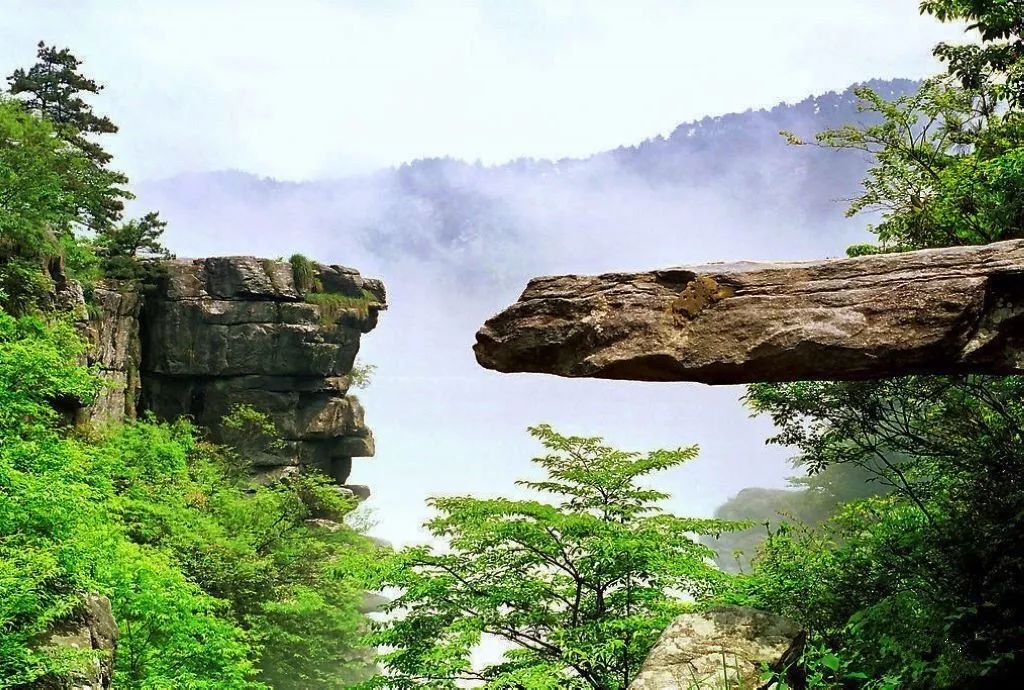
[
  {"left": 670, "top": 275, "right": 734, "bottom": 322},
  {"left": 305, "top": 289, "right": 378, "bottom": 325}
]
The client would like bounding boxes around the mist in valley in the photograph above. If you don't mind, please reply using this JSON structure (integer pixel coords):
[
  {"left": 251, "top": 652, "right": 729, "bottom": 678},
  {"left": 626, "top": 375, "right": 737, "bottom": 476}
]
[{"left": 135, "top": 82, "right": 902, "bottom": 547}]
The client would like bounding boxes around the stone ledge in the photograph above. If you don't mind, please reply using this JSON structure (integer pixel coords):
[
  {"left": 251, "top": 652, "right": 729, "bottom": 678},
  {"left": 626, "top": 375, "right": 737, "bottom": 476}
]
[{"left": 475, "top": 240, "right": 1024, "bottom": 384}]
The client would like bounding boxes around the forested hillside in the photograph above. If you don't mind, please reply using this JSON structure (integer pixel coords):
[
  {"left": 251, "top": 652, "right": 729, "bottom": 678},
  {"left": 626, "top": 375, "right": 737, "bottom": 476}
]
[{"left": 0, "top": 42, "right": 381, "bottom": 688}]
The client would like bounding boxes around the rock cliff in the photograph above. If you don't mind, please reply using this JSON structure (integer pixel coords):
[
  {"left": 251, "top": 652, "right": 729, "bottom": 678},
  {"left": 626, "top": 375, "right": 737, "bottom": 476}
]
[
  {"left": 76, "top": 256, "right": 386, "bottom": 488},
  {"left": 78, "top": 284, "right": 143, "bottom": 424},
  {"left": 475, "top": 239, "right": 1024, "bottom": 384},
  {"left": 37, "top": 256, "right": 385, "bottom": 689}
]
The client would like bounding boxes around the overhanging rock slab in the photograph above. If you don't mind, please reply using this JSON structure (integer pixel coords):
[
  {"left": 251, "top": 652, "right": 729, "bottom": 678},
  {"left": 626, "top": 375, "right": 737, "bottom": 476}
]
[{"left": 474, "top": 240, "right": 1024, "bottom": 384}]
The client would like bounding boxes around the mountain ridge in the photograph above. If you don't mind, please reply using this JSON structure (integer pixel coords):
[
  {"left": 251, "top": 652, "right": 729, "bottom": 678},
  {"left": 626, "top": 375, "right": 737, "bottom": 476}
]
[{"left": 142, "top": 77, "right": 919, "bottom": 188}]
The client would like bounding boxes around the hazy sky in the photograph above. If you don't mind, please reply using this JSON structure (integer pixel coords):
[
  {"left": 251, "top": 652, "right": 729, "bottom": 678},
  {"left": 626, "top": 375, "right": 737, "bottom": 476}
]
[{"left": 2, "top": 0, "right": 966, "bottom": 181}]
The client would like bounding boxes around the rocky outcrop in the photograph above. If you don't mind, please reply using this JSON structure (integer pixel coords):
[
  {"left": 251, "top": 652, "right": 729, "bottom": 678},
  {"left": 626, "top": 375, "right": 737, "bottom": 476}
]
[
  {"left": 140, "top": 257, "right": 385, "bottom": 485},
  {"left": 475, "top": 240, "right": 1024, "bottom": 384},
  {"left": 629, "top": 606, "right": 804, "bottom": 690},
  {"left": 34, "top": 594, "right": 118, "bottom": 690},
  {"left": 38, "top": 257, "right": 384, "bottom": 684},
  {"left": 72, "top": 256, "right": 385, "bottom": 487},
  {"left": 77, "top": 284, "right": 143, "bottom": 424}
]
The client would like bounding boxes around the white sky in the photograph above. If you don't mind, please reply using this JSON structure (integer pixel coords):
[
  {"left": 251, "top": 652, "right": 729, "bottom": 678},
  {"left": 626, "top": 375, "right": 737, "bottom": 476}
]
[{"left": 1, "top": 0, "right": 967, "bottom": 181}]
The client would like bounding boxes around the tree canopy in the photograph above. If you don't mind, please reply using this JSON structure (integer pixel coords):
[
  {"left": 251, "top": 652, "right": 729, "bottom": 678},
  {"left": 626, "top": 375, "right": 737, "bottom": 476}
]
[
  {"left": 729, "top": 2, "right": 1024, "bottom": 686},
  {"left": 362, "top": 425, "right": 743, "bottom": 690}
]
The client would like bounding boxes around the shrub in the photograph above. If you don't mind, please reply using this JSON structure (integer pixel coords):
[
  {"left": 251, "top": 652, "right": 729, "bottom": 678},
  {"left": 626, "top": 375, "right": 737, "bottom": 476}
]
[{"left": 289, "top": 253, "right": 321, "bottom": 294}]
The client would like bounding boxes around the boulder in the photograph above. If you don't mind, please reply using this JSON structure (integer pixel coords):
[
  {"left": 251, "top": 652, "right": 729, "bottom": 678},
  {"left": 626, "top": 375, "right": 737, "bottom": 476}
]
[
  {"left": 475, "top": 240, "right": 1024, "bottom": 384},
  {"left": 34, "top": 594, "right": 118, "bottom": 690},
  {"left": 629, "top": 606, "right": 804, "bottom": 690},
  {"left": 318, "top": 264, "right": 365, "bottom": 296}
]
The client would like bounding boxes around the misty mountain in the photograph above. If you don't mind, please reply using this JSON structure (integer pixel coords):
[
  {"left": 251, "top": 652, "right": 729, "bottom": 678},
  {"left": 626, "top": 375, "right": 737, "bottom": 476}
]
[
  {"left": 140, "top": 78, "right": 916, "bottom": 283},
  {"left": 134, "top": 78, "right": 920, "bottom": 549}
]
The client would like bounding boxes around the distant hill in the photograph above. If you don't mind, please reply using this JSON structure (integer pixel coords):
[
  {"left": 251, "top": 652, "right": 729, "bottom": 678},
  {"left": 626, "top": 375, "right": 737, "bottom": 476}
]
[{"left": 139, "top": 78, "right": 918, "bottom": 285}]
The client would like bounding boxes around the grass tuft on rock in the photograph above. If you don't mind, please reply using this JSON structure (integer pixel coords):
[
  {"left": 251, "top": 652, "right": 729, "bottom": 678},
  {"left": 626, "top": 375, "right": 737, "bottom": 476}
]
[
  {"left": 289, "top": 253, "right": 322, "bottom": 294},
  {"left": 305, "top": 289, "right": 378, "bottom": 325}
]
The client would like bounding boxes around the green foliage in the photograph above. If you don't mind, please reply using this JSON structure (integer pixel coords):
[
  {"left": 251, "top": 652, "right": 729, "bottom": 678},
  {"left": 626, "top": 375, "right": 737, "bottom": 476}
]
[
  {"left": 760, "top": 638, "right": 901, "bottom": 690},
  {"left": 922, "top": 0, "right": 1024, "bottom": 106},
  {"left": 1, "top": 42, "right": 153, "bottom": 313},
  {"left": 733, "top": 376, "right": 1024, "bottom": 686},
  {"left": 7, "top": 41, "right": 129, "bottom": 227},
  {"left": 362, "top": 425, "right": 745, "bottom": 689},
  {"left": 780, "top": 1, "right": 1024, "bottom": 251},
  {"left": 8, "top": 42, "right": 117, "bottom": 153},
  {"left": 94, "top": 210, "right": 173, "bottom": 282},
  {"left": 0, "top": 307, "right": 379, "bottom": 688},
  {"left": 0, "top": 98, "right": 79, "bottom": 258},
  {"left": 289, "top": 253, "right": 321, "bottom": 294},
  {"left": 0, "top": 256, "right": 54, "bottom": 315},
  {"left": 0, "top": 310, "right": 97, "bottom": 434},
  {"left": 783, "top": 78, "right": 1023, "bottom": 249},
  {"left": 734, "top": 4, "right": 1024, "bottom": 687},
  {"left": 350, "top": 359, "right": 377, "bottom": 390},
  {"left": 220, "top": 402, "right": 281, "bottom": 459},
  {"left": 305, "top": 289, "right": 379, "bottom": 324}
]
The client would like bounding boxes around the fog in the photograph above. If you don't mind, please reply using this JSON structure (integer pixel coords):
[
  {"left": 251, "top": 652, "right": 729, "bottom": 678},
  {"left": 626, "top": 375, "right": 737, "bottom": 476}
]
[{"left": 137, "top": 88, "right": 881, "bottom": 546}]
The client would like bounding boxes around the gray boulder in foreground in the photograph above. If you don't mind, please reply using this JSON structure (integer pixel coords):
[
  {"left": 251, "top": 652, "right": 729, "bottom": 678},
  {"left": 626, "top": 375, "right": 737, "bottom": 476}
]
[
  {"left": 629, "top": 606, "right": 804, "bottom": 690},
  {"left": 475, "top": 240, "right": 1024, "bottom": 384}
]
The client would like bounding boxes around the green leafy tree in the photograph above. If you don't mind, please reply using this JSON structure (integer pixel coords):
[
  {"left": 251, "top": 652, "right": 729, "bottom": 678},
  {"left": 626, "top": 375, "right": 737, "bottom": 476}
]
[
  {"left": 0, "top": 97, "right": 98, "bottom": 312},
  {"left": 737, "top": 377, "right": 1024, "bottom": 684},
  {"left": 7, "top": 41, "right": 130, "bottom": 230},
  {"left": 732, "top": 2, "right": 1024, "bottom": 687},
  {"left": 363, "top": 425, "right": 743, "bottom": 690},
  {"left": 94, "top": 210, "right": 173, "bottom": 281},
  {"left": 0, "top": 310, "right": 379, "bottom": 687},
  {"left": 923, "top": 0, "right": 1024, "bottom": 105},
  {"left": 3, "top": 43, "right": 168, "bottom": 307},
  {"left": 784, "top": 75, "right": 1024, "bottom": 250},
  {"left": 0, "top": 99, "right": 78, "bottom": 255},
  {"left": 782, "top": 0, "right": 1024, "bottom": 251}
]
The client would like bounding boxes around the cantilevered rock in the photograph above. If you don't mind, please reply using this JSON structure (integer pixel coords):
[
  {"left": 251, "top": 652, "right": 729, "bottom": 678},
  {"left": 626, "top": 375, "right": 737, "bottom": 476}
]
[{"left": 474, "top": 240, "right": 1024, "bottom": 384}]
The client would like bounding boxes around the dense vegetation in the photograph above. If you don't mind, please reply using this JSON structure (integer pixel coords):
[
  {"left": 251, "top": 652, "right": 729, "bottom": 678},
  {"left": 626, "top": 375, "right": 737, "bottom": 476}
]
[
  {"left": 0, "top": 43, "right": 379, "bottom": 688},
  {"left": 362, "top": 426, "right": 743, "bottom": 689},
  {"left": 0, "top": 311, "right": 379, "bottom": 687},
  {"left": 715, "top": 1, "right": 1024, "bottom": 687}
]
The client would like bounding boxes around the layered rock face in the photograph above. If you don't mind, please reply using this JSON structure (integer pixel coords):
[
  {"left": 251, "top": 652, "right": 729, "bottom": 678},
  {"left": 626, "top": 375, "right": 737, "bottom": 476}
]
[
  {"left": 140, "top": 257, "right": 385, "bottom": 485},
  {"left": 78, "top": 285, "right": 143, "bottom": 424},
  {"left": 39, "top": 257, "right": 384, "bottom": 687},
  {"left": 475, "top": 240, "right": 1024, "bottom": 384},
  {"left": 76, "top": 256, "right": 385, "bottom": 487},
  {"left": 629, "top": 606, "right": 804, "bottom": 690}
]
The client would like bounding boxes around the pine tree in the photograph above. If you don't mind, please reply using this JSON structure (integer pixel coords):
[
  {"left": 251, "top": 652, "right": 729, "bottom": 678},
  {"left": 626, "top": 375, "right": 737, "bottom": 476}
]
[
  {"left": 7, "top": 41, "right": 130, "bottom": 229},
  {"left": 8, "top": 41, "right": 118, "bottom": 164},
  {"left": 96, "top": 211, "right": 174, "bottom": 281}
]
